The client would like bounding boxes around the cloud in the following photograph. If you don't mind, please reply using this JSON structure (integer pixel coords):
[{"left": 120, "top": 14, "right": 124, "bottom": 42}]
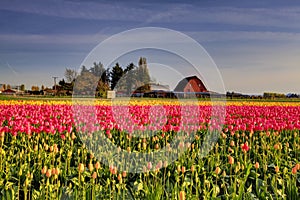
[
  {"left": 186, "top": 31, "right": 300, "bottom": 43},
  {"left": 1, "top": 0, "right": 300, "bottom": 31},
  {"left": 0, "top": 33, "right": 109, "bottom": 45},
  {"left": 0, "top": 0, "right": 152, "bottom": 21}
]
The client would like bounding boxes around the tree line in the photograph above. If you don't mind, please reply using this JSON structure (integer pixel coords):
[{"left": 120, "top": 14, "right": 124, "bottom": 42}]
[{"left": 60, "top": 57, "right": 151, "bottom": 97}]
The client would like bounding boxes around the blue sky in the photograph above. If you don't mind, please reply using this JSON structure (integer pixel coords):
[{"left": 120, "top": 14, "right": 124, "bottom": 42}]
[{"left": 0, "top": 0, "right": 300, "bottom": 94}]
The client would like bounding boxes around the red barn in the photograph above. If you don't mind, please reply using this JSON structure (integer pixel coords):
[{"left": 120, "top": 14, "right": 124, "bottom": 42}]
[{"left": 174, "top": 76, "right": 207, "bottom": 93}]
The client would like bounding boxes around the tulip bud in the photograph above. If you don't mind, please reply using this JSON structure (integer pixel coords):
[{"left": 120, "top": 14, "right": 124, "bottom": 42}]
[
  {"left": 46, "top": 169, "right": 52, "bottom": 178},
  {"left": 221, "top": 133, "right": 227, "bottom": 139},
  {"left": 222, "top": 171, "right": 226, "bottom": 177},
  {"left": 285, "top": 142, "right": 289, "bottom": 148},
  {"left": 275, "top": 166, "right": 279, "bottom": 173},
  {"left": 181, "top": 166, "right": 186, "bottom": 174},
  {"left": 19, "top": 169, "right": 22, "bottom": 176},
  {"left": 90, "top": 153, "right": 94, "bottom": 159},
  {"left": 25, "top": 178, "right": 29, "bottom": 186},
  {"left": 142, "top": 142, "right": 147, "bottom": 150},
  {"left": 230, "top": 141, "right": 235, "bottom": 147},
  {"left": 94, "top": 162, "right": 100, "bottom": 170},
  {"left": 179, "top": 191, "right": 185, "bottom": 200},
  {"left": 88, "top": 163, "right": 94, "bottom": 172},
  {"left": 34, "top": 145, "right": 38, "bottom": 152},
  {"left": 55, "top": 167, "right": 60, "bottom": 175},
  {"left": 228, "top": 156, "right": 234, "bottom": 165},
  {"left": 0, "top": 131, "right": 4, "bottom": 137},
  {"left": 254, "top": 162, "right": 259, "bottom": 169},
  {"left": 41, "top": 166, "right": 47, "bottom": 175},
  {"left": 215, "top": 166, "right": 221, "bottom": 175},
  {"left": 164, "top": 161, "right": 168, "bottom": 168},
  {"left": 177, "top": 165, "right": 181, "bottom": 173},
  {"left": 117, "top": 173, "right": 122, "bottom": 182},
  {"left": 92, "top": 171, "right": 97, "bottom": 179},
  {"left": 117, "top": 146, "right": 121, "bottom": 153},
  {"left": 110, "top": 166, "right": 117, "bottom": 175},
  {"left": 78, "top": 163, "right": 85, "bottom": 173},
  {"left": 191, "top": 165, "right": 195, "bottom": 173},
  {"left": 51, "top": 168, "right": 56, "bottom": 175},
  {"left": 191, "top": 143, "right": 195, "bottom": 149},
  {"left": 147, "top": 162, "right": 152, "bottom": 170},
  {"left": 71, "top": 133, "right": 76, "bottom": 140},
  {"left": 292, "top": 167, "right": 297, "bottom": 175}
]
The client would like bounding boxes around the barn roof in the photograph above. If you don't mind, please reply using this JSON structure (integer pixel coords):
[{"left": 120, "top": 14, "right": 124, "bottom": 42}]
[
  {"left": 174, "top": 76, "right": 206, "bottom": 92},
  {"left": 2, "top": 89, "right": 16, "bottom": 93}
]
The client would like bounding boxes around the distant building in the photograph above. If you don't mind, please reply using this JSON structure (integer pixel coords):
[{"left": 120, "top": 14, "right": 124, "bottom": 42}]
[
  {"left": 42, "top": 88, "right": 55, "bottom": 96},
  {"left": 2, "top": 89, "right": 17, "bottom": 95},
  {"left": 226, "top": 91, "right": 250, "bottom": 99},
  {"left": 131, "top": 83, "right": 173, "bottom": 98},
  {"left": 173, "top": 76, "right": 209, "bottom": 98},
  {"left": 174, "top": 76, "right": 207, "bottom": 93},
  {"left": 0, "top": 84, "right": 5, "bottom": 93}
]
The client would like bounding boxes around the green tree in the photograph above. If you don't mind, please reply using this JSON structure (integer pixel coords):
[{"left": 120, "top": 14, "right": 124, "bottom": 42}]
[
  {"left": 90, "top": 62, "right": 105, "bottom": 78},
  {"left": 20, "top": 84, "right": 25, "bottom": 91},
  {"left": 96, "top": 80, "right": 110, "bottom": 97},
  {"left": 123, "top": 63, "right": 137, "bottom": 95},
  {"left": 73, "top": 70, "right": 98, "bottom": 96},
  {"left": 110, "top": 63, "right": 124, "bottom": 90},
  {"left": 81, "top": 65, "right": 89, "bottom": 73},
  {"left": 102, "top": 68, "right": 110, "bottom": 85},
  {"left": 64, "top": 68, "right": 78, "bottom": 83},
  {"left": 31, "top": 86, "right": 39, "bottom": 91}
]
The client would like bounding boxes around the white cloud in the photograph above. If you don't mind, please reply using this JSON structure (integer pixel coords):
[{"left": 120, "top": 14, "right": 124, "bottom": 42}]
[
  {"left": 1, "top": 0, "right": 300, "bottom": 30},
  {"left": 0, "top": 0, "right": 152, "bottom": 21},
  {"left": 0, "top": 33, "right": 108, "bottom": 45},
  {"left": 186, "top": 31, "right": 300, "bottom": 43}
]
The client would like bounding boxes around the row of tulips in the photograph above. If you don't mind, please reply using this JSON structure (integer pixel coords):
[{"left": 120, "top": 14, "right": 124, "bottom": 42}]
[
  {"left": 0, "top": 100, "right": 299, "bottom": 199},
  {"left": 1, "top": 103, "right": 300, "bottom": 134}
]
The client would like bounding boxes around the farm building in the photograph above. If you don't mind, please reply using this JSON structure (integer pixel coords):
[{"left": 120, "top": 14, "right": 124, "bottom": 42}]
[
  {"left": 2, "top": 89, "right": 17, "bottom": 95},
  {"left": 174, "top": 76, "right": 209, "bottom": 98},
  {"left": 0, "top": 84, "right": 5, "bottom": 93},
  {"left": 131, "top": 83, "right": 175, "bottom": 98},
  {"left": 130, "top": 76, "right": 210, "bottom": 98},
  {"left": 174, "top": 76, "right": 207, "bottom": 93}
]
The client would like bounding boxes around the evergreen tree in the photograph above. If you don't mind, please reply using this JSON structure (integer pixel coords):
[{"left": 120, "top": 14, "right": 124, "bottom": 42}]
[
  {"left": 123, "top": 63, "right": 137, "bottom": 95},
  {"left": 110, "top": 63, "right": 124, "bottom": 90}
]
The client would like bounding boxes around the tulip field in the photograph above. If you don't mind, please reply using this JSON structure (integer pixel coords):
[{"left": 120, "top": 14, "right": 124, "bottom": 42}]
[{"left": 0, "top": 99, "right": 299, "bottom": 199}]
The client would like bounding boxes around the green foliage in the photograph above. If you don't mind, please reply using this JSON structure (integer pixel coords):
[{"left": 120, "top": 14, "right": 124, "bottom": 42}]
[
  {"left": 110, "top": 63, "right": 124, "bottom": 90},
  {"left": 0, "top": 128, "right": 299, "bottom": 199}
]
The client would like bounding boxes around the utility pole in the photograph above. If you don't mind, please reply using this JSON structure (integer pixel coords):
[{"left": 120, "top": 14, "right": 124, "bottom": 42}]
[{"left": 52, "top": 76, "right": 58, "bottom": 95}]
